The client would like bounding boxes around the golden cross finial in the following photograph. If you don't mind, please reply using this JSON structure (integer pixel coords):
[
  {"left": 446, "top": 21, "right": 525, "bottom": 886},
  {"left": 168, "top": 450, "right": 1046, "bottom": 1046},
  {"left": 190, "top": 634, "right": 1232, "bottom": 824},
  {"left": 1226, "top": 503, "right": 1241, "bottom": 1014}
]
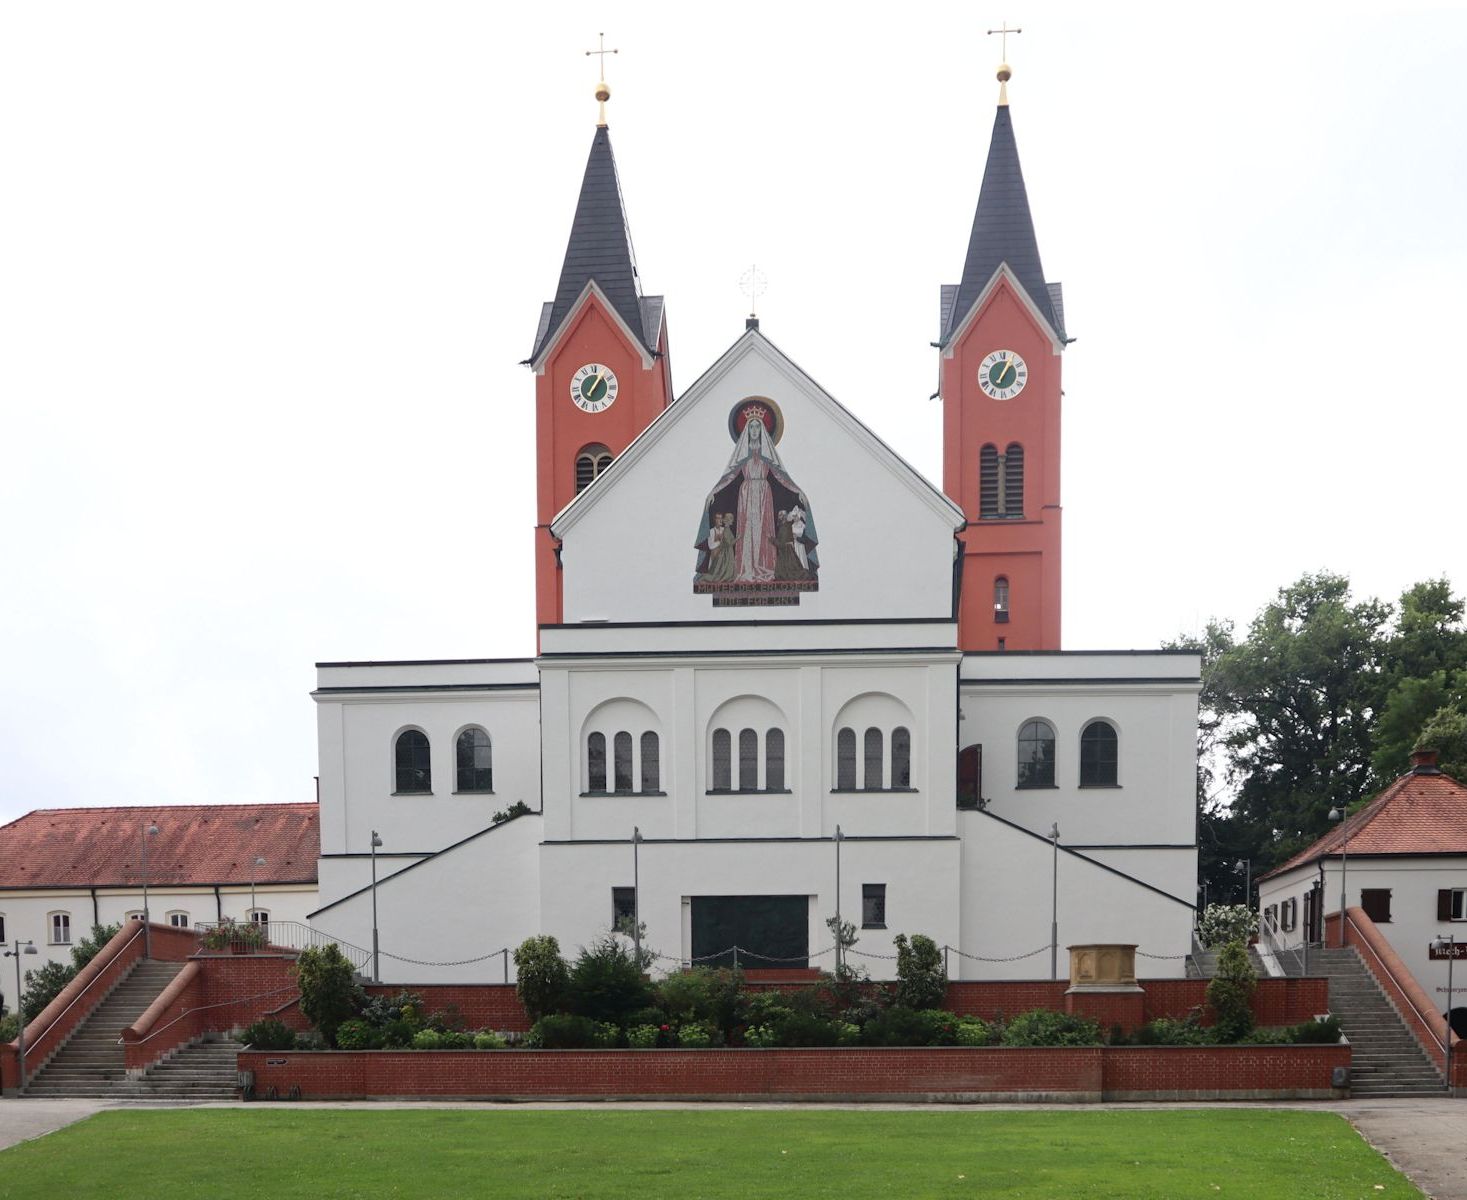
[
  {"left": 986, "top": 20, "right": 1022, "bottom": 105},
  {"left": 585, "top": 32, "right": 619, "bottom": 126}
]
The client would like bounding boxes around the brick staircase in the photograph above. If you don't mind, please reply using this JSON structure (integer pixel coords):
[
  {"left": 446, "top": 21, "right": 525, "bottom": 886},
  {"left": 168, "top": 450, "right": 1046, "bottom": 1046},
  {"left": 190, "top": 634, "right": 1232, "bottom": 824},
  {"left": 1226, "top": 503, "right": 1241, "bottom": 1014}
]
[
  {"left": 1282, "top": 946, "right": 1446, "bottom": 1097},
  {"left": 1186, "top": 946, "right": 1268, "bottom": 979},
  {"left": 22, "top": 959, "right": 239, "bottom": 1100}
]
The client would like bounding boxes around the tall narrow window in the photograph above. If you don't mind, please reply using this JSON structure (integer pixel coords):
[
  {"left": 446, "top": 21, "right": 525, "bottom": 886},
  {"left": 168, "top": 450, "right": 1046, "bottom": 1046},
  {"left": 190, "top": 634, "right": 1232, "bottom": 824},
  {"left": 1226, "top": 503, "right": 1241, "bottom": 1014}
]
[
  {"left": 394, "top": 730, "right": 431, "bottom": 794},
  {"left": 587, "top": 732, "right": 607, "bottom": 792},
  {"left": 766, "top": 728, "right": 785, "bottom": 791},
  {"left": 50, "top": 912, "right": 71, "bottom": 944},
  {"left": 994, "top": 576, "right": 1010, "bottom": 623},
  {"left": 738, "top": 728, "right": 759, "bottom": 791},
  {"left": 614, "top": 731, "right": 634, "bottom": 792},
  {"left": 979, "top": 444, "right": 1000, "bottom": 518},
  {"left": 612, "top": 886, "right": 636, "bottom": 930},
  {"left": 1017, "top": 719, "right": 1056, "bottom": 788},
  {"left": 574, "top": 444, "right": 613, "bottom": 493},
  {"left": 1079, "top": 720, "right": 1118, "bottom": 787},
  {"left": 167, "top": 911, "right": 190, "bottom": 929},
  {"left": 712, "top": 728, "right": 732, "bottom": 790},
  {"left": 836, "top": 727, "right": 857, "bottom": 789},
  {"left": 455, "top": 728, "right": 493, "bottom": 792},
  {"left": 640, "top": 731, "right": 660, "bottom": 792},
  {"left": 862, "top": 884, "right": 887, "bottom": 929},
  {"left": 891, "top": 727, "right": 911, "bottom": 788},
  {"left": 1003, "top": 443, "right": 1024, "bottom": 516},
  {"left": 864, "top": 727, "right": 884, "bottom": 790},
  {"left": 957, "top": 744, "right": 983, "bottom": 809}
]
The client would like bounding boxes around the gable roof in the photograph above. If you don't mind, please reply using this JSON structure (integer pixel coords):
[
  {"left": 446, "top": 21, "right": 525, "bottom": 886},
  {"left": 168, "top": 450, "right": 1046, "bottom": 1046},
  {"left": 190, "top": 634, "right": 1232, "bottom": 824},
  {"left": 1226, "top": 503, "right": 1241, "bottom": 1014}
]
[
  {"left": 549, "top": 326, "right": 966, "bottom": 537},
  {"left": 0, "top": 803, "right": 320, "bottom": 889},
  {"left": 1262, "top": 764, "right": 1467, "bottom": 880},
  {"left": 529, "top": 125, "right": 660, "bottom": 364},
  {"left": 943, "top": 104, "right": 1063, "bottom": 346}
]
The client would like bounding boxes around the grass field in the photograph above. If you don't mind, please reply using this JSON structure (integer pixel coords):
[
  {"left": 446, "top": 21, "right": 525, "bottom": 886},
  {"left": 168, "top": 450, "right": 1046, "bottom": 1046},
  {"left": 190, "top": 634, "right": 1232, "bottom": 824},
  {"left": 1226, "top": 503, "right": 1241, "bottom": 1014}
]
[{"left": 0, "top": 1108, "right": 1420, "bottom": 1199}]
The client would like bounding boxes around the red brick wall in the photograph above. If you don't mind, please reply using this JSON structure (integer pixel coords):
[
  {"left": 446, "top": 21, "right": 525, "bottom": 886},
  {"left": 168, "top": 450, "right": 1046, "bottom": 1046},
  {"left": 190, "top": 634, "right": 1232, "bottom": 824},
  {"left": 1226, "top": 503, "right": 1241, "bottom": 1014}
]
[
  {"left": 238, "top": 1043, "right": 1350, "bottom": 1102},
  {"left": 362, "top": 984, "right": 531, "bottom": 1033},
  {"left": 1142, "top": 978, "right": 1328, "bottom": 1027}
]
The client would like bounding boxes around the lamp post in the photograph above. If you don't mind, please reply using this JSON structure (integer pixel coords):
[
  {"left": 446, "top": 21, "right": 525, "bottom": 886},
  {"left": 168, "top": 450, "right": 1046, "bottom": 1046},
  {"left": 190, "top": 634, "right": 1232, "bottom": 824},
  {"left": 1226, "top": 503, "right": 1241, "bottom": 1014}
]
[
  {"left": 140, "top": 822, "right": 159, "bottom": 959},
  {"left": 369, "top": 830, "right": 383, "bottom": 983},
  {"left": 1328, "top": 807, "right": 1350, "bottom": 946},
  {"left": 834, "top": 825, "right": 845, "bottom": 976},
  {"left": 1238, "top": 858, "right": 1251, "bottom": 908},
  {"left": 1050, "top": 823, "right": 1061, "bottom": 981},
  {"left": 1434, "top": 932, "right": 1456, "bottom": 1091},
  {"left": 631, "top": 827, "right": 643, "bottom": 969},
  {"left": 249, "top": 855, "right": 266, "bottom": 920},
  {"left": 4, "top": 940, "right": 39, "bottom": 1093}
]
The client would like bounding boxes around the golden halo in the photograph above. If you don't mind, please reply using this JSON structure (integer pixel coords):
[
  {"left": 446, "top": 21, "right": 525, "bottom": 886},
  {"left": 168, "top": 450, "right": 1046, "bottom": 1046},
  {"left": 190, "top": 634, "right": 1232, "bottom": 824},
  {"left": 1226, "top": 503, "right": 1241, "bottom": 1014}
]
[{"left": 727, "top": 395, "right": 784, "bottom": 443}]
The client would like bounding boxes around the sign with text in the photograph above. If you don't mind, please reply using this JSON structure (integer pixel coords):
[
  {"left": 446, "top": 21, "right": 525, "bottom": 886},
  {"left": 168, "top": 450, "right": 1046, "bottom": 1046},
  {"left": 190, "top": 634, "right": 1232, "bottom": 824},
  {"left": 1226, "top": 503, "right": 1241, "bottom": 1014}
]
[{"left": 1428, "top": 941, "right": 1467, "bottom": 960}]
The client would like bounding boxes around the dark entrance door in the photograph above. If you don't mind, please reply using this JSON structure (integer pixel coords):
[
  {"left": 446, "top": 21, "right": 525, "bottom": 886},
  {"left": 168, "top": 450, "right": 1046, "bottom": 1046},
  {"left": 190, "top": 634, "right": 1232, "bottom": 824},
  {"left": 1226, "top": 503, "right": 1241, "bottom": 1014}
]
[{"left": 690, "top": 895, "right": 809, "bottom": 969}]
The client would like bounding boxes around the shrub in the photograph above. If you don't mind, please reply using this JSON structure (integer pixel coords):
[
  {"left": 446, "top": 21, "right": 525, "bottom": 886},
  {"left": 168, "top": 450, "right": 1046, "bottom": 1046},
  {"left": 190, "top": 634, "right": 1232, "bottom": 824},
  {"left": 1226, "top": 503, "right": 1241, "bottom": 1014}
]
[
  {"left": 294, "top": 1030, "right": 327, "bottom": 1051},
  {"left": 893, "top": 934, "right": 947, "bottom": 1011},
  {"left": 772, "top": 1011, "right": 840, "bottom": 1047},
  {"left": 438, "top": 1030, "right": 472, "bottom": 1049},
  {"left": 744, "top": 990, "right": 797, "bottom": 1029},
  {"left": 430, "top": 1003, "right": 467, "bottom": 1033},
  {"left": 1197, "top": 904, "right": 1259, "bottom": 950},
  {"left": 656, "top": 967, "right": 745, "bottom": 1038},
  {"left": 492, "top": 800, "right": 533, "bottom": 824},
  {"left": 1289, "top": 1014, "right": 1343, "bottom": 1044},
  {"left": 742, "top": 1024, "right": 776, "bottom": 1048},
  {"left": 334, "top": 1019, "right": 376, "bottom": 1050},
  {"left": 412, "top": 1029, "right": 442, "bottom": 1050},
  {"left": 0, "top": 1012, "right": 19, "bottom": 1043},
  {"left": 199, "top": 919, "right": 266, "bottom": 952},
  {"left": 1129, "top": 1014, "right": 1210, "bottom": 1046},
  {"left": 626, "top": 1024, "right": 661, "bottom": 1049},
  {"left": 360, "top": 990, "right": 425, "bottom": 1030},
  {"left": 295, "top": 943, "right": 364, "bottom": 1047},
  {"left": 20, "top": 961, "right": 74, "bottom": 1022},
  {"left": 379, "top": 1019, "right": 415, "bottom": 1048},
  {"left": 834, "top": 1021, "right": 862, "bottom": 1046},
  {"left": 529, "top": 1013, "right": 603, "bottom": 1049},
  {"left": 954, "top": 1016, "right": 993, "bottom": 1047},
  {"left": 861, "top": 1005, "right": 951, "bottom": 1047},
  {"left": 514, "top": 935, "right": 570, "bottom": 1022},
  {"left": 473, "top": 1030, "right": 507, "bottom": 1050},
  {"left": 1000, "top": 1009, "right": 1103, "bottom": 1047},
  {"left": 676, "top": 1023, "right": 712, "bottom": 1048},
  {"left": 1239, "top": 1026, "right": 1292, "bottom": 1045},
  {"left": 241, "top": 1019, "right": 297, "bottom": 1050},
  {"left": 568, "top": 936, "right": 653, "bottom": 1027},
  {"left": 1205, "top": 939, "right": 1257, "bottom": 1044}
]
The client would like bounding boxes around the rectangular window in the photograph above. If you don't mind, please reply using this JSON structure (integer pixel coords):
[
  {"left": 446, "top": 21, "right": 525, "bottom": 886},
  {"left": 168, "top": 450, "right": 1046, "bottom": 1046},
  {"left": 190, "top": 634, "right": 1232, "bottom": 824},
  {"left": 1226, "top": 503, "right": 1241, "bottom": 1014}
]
[
  {"left": 0, "top": 913, "right": 5, "bottom": 943},
  {"left": 1441, "top": 888, "right": 1467, "bottom": 921},
  {"left": 51, "top": 912, "right": 71, "bottom": 944},
  {"left": 738, "top": 729, "right": 758, "bottom": 791},
  {"left": 126, "top": 911, "right": 145, "bottom": 922},
  {"left": 168, "top": 912, "right": 191, "bottom": 928},
  {"left": 862, "top": 883, "right": 886, "bottom": 929},
  {"left": 1360, "top": 888, "right": 1392, "bottom": 924},
  {"left": 614, "top": 732, "right": 634, "bottom": 793},
  {"left": 248, "top": 910, "right": 269, "bottom": 928},
  {"left": 612, "top": 886, "right": 636, "bottom": 931},
  {"left": 1281, "top": 898, "right": 1297, "bottom": 932}
]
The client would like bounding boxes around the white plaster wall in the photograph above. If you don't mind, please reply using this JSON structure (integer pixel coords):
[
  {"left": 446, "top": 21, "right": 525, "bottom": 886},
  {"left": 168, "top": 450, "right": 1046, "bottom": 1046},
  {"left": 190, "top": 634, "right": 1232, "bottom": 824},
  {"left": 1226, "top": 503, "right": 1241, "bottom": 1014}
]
[
  {"left": 539, "top": 836, "right": 961, "bottom": 979},
  {"left": 1260, "top": 856, "right": 1467, "bottom": 1011},
  {"left": 308, "top": 815, "right": 543, "bottom": 984},
  {"left": 556, "top": 334, "right": 961, "bottom": 623},
  {"left": 957, "top": 812, "right": 1194, "bottom": 979}
]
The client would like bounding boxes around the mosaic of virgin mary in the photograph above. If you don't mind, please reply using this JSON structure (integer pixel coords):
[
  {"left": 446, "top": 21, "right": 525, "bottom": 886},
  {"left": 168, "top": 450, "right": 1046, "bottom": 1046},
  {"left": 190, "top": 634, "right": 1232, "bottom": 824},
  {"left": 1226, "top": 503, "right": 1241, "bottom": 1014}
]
[{"left": 693, "top": 399, "right": 819, "bottom": 607}]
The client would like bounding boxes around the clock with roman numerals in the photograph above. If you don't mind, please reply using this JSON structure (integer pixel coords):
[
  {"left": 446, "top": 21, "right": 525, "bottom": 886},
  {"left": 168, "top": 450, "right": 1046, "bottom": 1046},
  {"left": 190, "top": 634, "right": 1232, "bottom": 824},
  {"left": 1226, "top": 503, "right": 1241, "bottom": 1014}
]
[
  {"left": 978, "top": 350, "right": 1028, "bottom": 400},
  {"left": 570, "top": 363, "right": 619, "bottom": 413}
]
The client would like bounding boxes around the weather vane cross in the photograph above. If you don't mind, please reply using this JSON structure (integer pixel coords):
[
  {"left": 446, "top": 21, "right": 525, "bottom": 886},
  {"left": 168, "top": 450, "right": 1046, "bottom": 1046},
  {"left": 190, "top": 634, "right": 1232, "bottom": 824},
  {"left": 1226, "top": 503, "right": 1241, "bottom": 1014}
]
[
  {"left": 739, "top": 264, "right": 768, "bottom": 320},
  {"left": 986, "top": 19, "right": 1022, "bottom": 60},
  {"left": 585, "top": 32, "right": 619, "bottom": 125}
]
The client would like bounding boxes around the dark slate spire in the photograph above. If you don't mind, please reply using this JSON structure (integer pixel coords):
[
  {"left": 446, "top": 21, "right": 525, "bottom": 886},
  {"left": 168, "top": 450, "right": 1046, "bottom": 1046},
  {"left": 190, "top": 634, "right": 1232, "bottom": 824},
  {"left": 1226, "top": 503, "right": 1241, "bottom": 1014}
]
[
  {"left": 943, "top": 104, "right": 1061, "bottom": 344},
  {"left": 531, "top": 125, "right": 655, "bottom": 362}
]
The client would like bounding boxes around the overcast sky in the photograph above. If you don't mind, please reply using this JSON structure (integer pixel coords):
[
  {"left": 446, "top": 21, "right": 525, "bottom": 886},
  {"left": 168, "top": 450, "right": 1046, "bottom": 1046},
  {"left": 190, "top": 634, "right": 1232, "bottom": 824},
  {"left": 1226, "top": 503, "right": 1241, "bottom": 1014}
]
[{"left": 3, "top": 2, "right": 1465, "bottom": 827}]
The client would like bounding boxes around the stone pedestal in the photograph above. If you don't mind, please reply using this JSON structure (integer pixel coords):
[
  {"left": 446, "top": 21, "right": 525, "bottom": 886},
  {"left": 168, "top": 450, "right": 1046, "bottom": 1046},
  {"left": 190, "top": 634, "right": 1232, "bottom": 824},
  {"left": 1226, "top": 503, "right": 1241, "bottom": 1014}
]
[{"left": 1065, "top": 944, "right": 1145, "bottom": 1031}]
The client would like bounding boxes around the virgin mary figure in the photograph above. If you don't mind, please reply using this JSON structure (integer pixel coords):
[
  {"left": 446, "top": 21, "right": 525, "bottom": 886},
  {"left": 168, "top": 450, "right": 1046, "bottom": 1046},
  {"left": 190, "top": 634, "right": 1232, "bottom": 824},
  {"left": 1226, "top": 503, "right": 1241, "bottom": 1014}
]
[{"left": 694, "top": 400, "right": 819, "bottom": 589}]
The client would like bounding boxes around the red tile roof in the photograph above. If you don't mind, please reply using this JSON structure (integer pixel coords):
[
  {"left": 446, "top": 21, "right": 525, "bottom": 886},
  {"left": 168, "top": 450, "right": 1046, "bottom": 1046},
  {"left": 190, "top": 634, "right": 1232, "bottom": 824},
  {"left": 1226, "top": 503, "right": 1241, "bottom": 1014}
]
[
  {"left": 0, "top": 803, "right": 319, "bottom": 889},
  {"left": 1263, "top": 768, "right": 1467, "bottom": 880}
]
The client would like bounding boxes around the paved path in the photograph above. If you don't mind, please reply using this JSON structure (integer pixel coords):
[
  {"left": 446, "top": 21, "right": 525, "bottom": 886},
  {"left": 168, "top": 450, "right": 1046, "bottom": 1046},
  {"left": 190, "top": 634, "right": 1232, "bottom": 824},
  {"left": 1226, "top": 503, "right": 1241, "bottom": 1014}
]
[{"left": 2, "top": 1096, "right": 1461, "bottom": 1197}]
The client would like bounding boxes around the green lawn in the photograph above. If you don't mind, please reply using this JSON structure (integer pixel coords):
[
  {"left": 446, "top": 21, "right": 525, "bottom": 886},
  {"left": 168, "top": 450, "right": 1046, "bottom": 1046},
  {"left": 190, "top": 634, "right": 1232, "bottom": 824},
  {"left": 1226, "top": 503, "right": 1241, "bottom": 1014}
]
[{"left": 0, "top": 1109, "right": 1419, "bottom": 1199}]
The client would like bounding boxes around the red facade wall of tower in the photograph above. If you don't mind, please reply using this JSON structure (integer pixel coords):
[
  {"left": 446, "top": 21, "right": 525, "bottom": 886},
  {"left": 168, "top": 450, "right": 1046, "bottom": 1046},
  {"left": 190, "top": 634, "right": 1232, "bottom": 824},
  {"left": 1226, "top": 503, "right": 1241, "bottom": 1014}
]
[
  {"left": 941, "top": 276, "right": 1062, "bottom": 650},
  {"left": 534, "top": 296, "right": 672, "bottom": 628}
]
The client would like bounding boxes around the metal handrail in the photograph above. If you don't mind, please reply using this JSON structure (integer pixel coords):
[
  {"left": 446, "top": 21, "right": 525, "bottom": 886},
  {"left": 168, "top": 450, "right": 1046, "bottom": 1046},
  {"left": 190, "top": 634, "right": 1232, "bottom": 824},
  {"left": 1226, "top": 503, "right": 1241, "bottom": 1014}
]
[
  {"left": 1344, "top": 910, "right": 1447, "bottom": 1056},
  {"left": 23, "top": 922, "right": 146, "bottom": 1052},
  {"left": 125, "top": 983, "right": 300, "bottom": 1046},
  {"left": 193, "top": 920, "right": 372, "bottom": 972}
]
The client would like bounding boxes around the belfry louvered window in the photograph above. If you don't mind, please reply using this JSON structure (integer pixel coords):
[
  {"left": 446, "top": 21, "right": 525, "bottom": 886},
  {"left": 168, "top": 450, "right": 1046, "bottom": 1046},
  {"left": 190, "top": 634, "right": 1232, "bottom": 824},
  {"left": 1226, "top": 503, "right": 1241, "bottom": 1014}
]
[
  {"left": 979, "top": 445, "right": 1000, "bottom": 517},
  {"left": 1003, "top": 444, "right": 1024, "bottom": 516},
  {"left": 575, "top": 444, "right": 614, "bottom": 493}
]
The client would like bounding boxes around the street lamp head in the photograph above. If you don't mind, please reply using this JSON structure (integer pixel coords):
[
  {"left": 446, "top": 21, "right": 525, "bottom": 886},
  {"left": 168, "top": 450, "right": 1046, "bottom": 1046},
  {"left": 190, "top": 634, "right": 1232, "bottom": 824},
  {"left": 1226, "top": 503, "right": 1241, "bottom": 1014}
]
[
  {"left": 632, "top": 827, "right": 643, "bottom": 844},
  {"left": 370, "top": 831, "right": 383, "bottom": 849},
  {"left": 146, "top": 824, "right": 159, "bottom": 836},
  {"left": 1329, "top": 807, "right": 1345, "bottom": 823},
  {"left": 253, "top": 855, "right": 267, "bottom": 867},
  {"left": 1434, "top": 935, "right": 1450, "bottom": 954},
  {"left": 1050, "top": 823, "right": 1060, "bottom": 840},
  {"left": 24, "top": 943, "right": 37, "bottom": 955}
]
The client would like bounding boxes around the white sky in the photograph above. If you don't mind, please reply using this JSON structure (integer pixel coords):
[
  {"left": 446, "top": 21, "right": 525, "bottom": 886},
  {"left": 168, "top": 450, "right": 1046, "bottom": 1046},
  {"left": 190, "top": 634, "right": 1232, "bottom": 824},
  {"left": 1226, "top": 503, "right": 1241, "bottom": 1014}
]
[{"left": 3, "top": 2, "right": 1465, "bottom": 827}]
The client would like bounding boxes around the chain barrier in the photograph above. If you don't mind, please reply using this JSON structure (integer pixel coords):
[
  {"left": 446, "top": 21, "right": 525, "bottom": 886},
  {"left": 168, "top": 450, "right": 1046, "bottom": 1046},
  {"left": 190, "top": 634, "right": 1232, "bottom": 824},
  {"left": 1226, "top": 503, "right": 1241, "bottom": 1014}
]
[
  {"left": 944, "top": 944, "right": 1049, "bottom": 964},
  {"left": 1134, "top": 950, "right": 1192, "bottom": 960},
  {"left": 378, "top": 947, "right": 511, "bottom": 967}
]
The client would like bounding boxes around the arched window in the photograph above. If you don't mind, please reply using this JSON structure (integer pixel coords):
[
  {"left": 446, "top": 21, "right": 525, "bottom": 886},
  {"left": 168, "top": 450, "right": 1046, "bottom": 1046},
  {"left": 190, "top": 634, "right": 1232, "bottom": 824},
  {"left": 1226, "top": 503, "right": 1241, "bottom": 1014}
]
[
  {"left": 587, "top": 731, "right": 607, "bottom": 792},
  {"left": 712, "top": 728, "right": 732, "bottom": 790},
  {"left": 979, "top": 444, "right": 1000, "bottom": 517},
  {"left": 1003, "top": 443, "right": 1024, "bottom": 516},
  {"left": 575, "top": 444, "right": 614, "bottom": 493},
  {"left": 394, "top": 730, "right": 431, "bottom": 794},
  {"left": 1017, "top": 719, "right": 1056, "bottom": 788},
  {"left": 613, "top": 731, "right": 634, "bottom": 792},
  {"left": 1080, "top": 720, "right": 1119, "bottom": 787},
  {"left": 994, "top": 576, "right": 1010, "bottom": 623},
  {"left": 891, "top": 727, "right": 911, "bottom": 789},
  {"left": 864, "top": 727, "right": 884, "bottom": 790},
  {"left": 766, "top": 728, "right": 785, "bottom": 791},
  {"left": 640, "top": 731, "right": 660, "bottom": 792},
  {"left": 455, "top": 728, "right": 493, "bottom": 792},
  {"left": 957, "top": 744, "right": 983, "bottom": 809},
  {"left": 166, "top": 911, "right": 190, "bottom": 929},
  {"left": 738, "top": 728, "right": 759, "bottom": 791},
  {"left": 836, "top": 727, "right": 857, "bottom": 790}
]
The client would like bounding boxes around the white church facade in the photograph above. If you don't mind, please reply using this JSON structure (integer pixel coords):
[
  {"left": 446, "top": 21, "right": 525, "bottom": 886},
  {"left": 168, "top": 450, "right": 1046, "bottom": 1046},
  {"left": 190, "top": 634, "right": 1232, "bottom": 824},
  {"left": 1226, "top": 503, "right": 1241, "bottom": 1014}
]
[{"left": 305, "top": 75, "right": 1201, "bottom": 982}]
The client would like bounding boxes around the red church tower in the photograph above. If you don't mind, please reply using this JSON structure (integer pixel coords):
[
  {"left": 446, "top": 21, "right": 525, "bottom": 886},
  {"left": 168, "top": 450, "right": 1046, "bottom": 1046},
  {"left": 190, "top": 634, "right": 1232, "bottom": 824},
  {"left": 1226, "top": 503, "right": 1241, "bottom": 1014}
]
[
  {"left": 529, "top": 86, "right": 673, "bottom": 630},
  {"left": 939, "top": 66, "right": 1066, "bottom": 651}
]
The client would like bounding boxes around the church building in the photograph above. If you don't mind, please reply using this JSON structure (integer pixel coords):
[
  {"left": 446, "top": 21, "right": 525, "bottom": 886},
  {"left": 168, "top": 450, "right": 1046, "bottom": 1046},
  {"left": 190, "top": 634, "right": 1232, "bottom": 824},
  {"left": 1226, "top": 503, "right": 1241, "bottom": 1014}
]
[{"left": 306, "top": 65, "right": 1201, "bottom": 982}]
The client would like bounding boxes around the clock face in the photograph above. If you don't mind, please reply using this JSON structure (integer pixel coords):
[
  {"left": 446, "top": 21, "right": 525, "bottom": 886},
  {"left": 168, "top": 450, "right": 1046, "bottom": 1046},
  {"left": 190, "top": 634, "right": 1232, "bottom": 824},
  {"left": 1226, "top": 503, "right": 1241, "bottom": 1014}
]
[
  {"left": 978, "top": 350, "right": 1028, "bottom": 400},
  {"left": 570, "top": 363, "right": 619, "bottom": 413}
]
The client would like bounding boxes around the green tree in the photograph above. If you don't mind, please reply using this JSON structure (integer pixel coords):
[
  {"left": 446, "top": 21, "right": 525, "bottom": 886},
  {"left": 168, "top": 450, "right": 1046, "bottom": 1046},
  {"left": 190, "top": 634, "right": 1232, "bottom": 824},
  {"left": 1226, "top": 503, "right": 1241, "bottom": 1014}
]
[
  {"left": 1416, "top": 705, "right": 1467, "bottom": 780},
  {"left": 1205, "top": 939, "right": 1257, "bottom": 1043},
  {"left": 513, "top": 935, "right": 570, "bottom": 1022},
  {"left": 1371, "top": 671, "right": 1465, "bottom": 782},
  {"left": 893, "top": 933, "right": 947, "bottom": 1010},
  {"left": 17, "top": 923, "right": 121, "bottom": 1021},
  {"left": 567, "top": 935, "right": 652, "bottom": 1027},
  {"left": 294, "top": 943, "right": 363, "bottom": 1046}
]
